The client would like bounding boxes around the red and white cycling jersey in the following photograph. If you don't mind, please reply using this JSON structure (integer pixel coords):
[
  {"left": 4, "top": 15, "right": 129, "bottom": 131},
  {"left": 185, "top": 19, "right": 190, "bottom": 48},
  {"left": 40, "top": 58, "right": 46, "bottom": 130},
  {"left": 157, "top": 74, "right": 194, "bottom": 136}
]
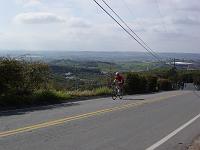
[{"left": 115, "top": 75, "right": 124, "bottom": 84}]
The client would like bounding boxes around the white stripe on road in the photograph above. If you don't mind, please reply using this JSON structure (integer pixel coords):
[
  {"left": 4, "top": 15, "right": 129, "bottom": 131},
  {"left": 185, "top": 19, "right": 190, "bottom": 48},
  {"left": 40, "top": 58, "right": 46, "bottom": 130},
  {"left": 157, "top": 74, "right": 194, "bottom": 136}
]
[{"left": 146, "top": 113, "right": 200, "bottom": 150}]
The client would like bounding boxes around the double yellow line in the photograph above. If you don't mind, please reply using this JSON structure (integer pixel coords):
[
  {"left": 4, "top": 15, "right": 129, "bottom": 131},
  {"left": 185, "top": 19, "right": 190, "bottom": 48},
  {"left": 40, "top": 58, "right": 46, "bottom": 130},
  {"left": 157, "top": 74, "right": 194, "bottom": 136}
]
[{"left": 0, "top": 92, "right": 186, "bottom": 138}]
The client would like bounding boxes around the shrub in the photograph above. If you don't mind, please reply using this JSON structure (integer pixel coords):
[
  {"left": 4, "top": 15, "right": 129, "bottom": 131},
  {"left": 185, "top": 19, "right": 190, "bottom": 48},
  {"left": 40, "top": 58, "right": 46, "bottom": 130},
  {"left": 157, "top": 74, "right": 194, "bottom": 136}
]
[
  {"left": 179, "top": 72, "right": 194, "bottom": 83},
  {"left": 124, "top": 73, "right": 147, "bottom": 94},
  {"left": 193, "top": 73, "right": 200, "bottom": 86},
  {"left": 0, "top": 90, "right": 73, "bottom": 107},
  {"left": 0, "top": 58, "right": 50, "bottom": 96},
  {"left": 158, "top": 79, "right": 172, "bottom": 91},
  {"left": 0, "top": 58, "right": 25, "bottom": 95},
  {"left": 0, "top": 95, "right": 32, "bottom": 107},
  {"left": 27, "top": 62, "right": 50, "bottom": 90},
  {"left": 146, "top": 75, "right": 158, "bottom": 92}
]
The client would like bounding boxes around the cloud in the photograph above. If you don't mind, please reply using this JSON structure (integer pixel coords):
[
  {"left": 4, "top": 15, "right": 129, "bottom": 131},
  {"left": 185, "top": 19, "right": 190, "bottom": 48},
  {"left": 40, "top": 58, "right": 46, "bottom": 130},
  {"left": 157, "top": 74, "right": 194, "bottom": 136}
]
[
  {"left": 16, "top": 0, "right": 41, "bottom": 7},
  {"left": 14, "top": 12, "right": 66, "bottom": 24},
  {"left": 171, "top": 16, "right": 200, "bottom": 25},
  {"left": 158, "top": 0, "right": 200, "bottom": 14},
  {"left": 14, "top": 12, "right": 92, "bottom": 28},
  {"left": 69, "top": 17, "right": 91, "bottom": 28}
]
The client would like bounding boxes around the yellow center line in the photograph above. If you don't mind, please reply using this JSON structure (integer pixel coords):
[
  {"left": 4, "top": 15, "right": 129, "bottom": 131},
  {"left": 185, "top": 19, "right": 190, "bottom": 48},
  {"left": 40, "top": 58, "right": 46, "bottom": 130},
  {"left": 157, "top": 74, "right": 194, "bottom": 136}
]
[{"left": 0, "top": 92, "right": 186, "bottom": 138}]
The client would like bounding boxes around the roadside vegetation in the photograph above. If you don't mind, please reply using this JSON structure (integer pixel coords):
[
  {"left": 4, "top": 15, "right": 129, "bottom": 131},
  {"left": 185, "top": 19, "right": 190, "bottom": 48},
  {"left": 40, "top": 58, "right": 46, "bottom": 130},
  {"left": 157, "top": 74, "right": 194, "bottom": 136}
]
[{"left": 0, "top": 57, "right": 199, "bottom": 108}]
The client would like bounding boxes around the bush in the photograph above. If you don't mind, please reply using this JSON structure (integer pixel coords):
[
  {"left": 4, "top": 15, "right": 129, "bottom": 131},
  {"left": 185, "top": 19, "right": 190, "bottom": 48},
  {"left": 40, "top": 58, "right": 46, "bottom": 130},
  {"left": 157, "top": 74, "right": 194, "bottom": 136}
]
[
  {"left": 146, "top": 75, "right": 158, "bottom": 92},
  {"left": 0, "top": 95, "right": 32, "bottom": 107},
  {"left": 0, "top": 58, "right": 25, "bottom": 95},
  {"left": 179, "top": 72, "right": 194, "bottom": 83},
  {"left": 158, "top": 79, "right": 172, "bottom": 91},
  {"left": 124, "top": 73, "right": 147, "bottom": 94},
  {"left": 0, "top": 90, "right": 72, "bottom": 107},
  {"left": 193, "top": 73, "right": 200, "bottom": 86},
  {"left": 0, "top": 58, "right": 50, "bottom": 96}
]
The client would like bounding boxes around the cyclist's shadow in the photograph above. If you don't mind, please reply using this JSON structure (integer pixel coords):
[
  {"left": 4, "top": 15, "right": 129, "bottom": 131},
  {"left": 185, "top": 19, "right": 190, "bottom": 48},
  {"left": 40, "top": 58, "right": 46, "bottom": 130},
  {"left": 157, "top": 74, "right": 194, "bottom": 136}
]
[{"left": 122, "top": 98, "right": 145, "bottom": 101}]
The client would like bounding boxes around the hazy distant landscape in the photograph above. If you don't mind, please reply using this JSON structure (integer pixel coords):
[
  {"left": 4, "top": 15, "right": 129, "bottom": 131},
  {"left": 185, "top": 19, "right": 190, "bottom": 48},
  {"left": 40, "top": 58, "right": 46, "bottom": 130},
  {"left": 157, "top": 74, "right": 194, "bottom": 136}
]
[{"left": 0, "top": 50, "right": 200, "bottom": 62}]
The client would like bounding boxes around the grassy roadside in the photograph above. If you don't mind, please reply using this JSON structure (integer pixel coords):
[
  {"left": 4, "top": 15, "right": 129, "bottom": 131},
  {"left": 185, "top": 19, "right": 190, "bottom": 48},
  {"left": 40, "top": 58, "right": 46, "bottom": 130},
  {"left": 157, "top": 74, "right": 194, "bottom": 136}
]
[{"left": 0, "top": 87, "right": 112, "bottom": 109}]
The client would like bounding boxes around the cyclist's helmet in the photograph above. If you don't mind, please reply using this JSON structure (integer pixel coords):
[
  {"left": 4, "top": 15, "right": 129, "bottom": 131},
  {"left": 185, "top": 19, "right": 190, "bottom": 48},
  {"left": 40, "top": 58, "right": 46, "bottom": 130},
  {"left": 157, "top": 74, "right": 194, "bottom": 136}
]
[{"left": 115, "top": 72, "right": 119, "bottom": 76}]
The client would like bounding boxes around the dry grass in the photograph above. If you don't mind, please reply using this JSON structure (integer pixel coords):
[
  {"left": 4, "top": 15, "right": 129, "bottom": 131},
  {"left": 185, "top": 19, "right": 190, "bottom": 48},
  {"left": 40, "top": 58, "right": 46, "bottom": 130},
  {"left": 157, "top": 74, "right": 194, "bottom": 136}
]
[
  {"left": 67, "top": 90, "right": 95, "bottom": 97},
  {"left": 66, "top": 87, "right": 112, "bottom": 97}
]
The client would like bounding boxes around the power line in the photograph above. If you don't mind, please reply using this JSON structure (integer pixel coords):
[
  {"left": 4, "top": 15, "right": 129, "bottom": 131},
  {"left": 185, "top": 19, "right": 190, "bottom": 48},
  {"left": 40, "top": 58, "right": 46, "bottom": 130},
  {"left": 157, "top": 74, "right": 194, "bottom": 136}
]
[
  {"left": 92, "top": 0, "right": 162, "bottom": 62},
  {"left": 120, "top": 0, "right": 163, "bottom": 60},
  {"left": 101, "top": 0, "right": 162, "bottom": 61},
  {"left": 121, "top": 0, "right": 173, "bottom": 66}
]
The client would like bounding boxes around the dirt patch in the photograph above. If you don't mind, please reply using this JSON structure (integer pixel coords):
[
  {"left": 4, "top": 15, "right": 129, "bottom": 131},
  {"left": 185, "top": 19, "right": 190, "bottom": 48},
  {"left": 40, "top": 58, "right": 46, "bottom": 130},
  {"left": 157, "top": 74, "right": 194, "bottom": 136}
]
[{"left": 188, "top": 136, "right": 200, "bottom": 150}]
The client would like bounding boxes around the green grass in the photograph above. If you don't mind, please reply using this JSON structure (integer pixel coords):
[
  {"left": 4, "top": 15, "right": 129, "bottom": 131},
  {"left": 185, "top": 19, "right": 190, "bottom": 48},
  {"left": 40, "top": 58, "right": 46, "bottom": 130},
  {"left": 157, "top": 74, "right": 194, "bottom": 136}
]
[
  {"left": 67, "top": 90, "right": 95, "bottom": 97},
  {"left": 94, "top": 87, "right": 112, "bottom": 96},
  {"left": 66, "top": 87, "right": 112, "bottom": 97},
  {"left": 33, "top": 90, "right": 72, "bottom": 102},
  {"left": 0, "top": 87, "right": 112, "bottom": 108}
]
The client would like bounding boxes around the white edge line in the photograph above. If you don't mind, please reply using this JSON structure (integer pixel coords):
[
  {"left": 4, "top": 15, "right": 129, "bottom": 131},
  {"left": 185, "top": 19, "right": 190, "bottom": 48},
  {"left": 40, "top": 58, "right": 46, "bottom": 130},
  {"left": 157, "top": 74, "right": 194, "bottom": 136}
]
[{"left": 146, "top": 113, "right": 200, "bottom": 150}]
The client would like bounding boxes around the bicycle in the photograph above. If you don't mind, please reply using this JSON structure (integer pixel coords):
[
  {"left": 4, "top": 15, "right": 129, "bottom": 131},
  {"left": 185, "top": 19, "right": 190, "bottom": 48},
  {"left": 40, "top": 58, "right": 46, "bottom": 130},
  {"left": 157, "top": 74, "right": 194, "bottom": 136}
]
[{"left": 112, "top": 83, "right": 123, "bottom": 100}]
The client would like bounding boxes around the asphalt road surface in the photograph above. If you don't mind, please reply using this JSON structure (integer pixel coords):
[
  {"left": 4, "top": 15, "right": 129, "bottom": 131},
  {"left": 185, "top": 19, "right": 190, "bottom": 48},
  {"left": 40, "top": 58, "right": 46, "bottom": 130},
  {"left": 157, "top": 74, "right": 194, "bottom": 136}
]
[{"left": 0, "top": 89, "right": 200, "bottom": 150}]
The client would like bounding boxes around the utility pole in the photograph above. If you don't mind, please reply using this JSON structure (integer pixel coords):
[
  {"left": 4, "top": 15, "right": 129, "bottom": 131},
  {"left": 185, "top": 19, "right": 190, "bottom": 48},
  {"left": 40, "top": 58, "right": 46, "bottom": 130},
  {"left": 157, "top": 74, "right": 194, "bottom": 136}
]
[{"left": 173, "top": 58, "right": 176, "bottom": 68}]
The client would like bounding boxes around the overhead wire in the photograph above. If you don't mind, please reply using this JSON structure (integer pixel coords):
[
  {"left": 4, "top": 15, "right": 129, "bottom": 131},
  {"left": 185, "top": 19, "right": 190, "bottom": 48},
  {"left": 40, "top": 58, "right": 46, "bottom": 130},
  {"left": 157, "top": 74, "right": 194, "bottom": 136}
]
[
  {"left": 101, "top": 0, "right": 162, "bottom": 61},
  {"left": 92, "top": 0, "right": 163, "bottom": 63}
]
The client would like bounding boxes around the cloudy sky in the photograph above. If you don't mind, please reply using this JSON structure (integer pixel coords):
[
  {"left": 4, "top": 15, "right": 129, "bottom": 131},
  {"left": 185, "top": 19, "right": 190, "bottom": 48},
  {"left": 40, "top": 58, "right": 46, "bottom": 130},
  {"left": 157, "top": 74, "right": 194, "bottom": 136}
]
[{"left": 0, "top": 0, "right": 200, "bottom": 53}]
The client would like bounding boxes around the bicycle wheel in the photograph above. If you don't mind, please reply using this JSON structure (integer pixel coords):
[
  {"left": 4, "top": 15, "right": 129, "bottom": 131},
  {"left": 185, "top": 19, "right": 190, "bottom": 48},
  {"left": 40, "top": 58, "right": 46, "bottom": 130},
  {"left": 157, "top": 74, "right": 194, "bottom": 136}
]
[
  {"left": 119, "top": 89, "right": 123, "bottom": 99},
  {"left": 112, "top": 88, "right": 117, "bottom": 100}
]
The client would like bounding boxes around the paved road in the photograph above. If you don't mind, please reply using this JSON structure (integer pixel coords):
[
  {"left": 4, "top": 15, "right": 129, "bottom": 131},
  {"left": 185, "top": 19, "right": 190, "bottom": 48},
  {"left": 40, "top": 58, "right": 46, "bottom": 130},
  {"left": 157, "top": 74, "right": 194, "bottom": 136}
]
[{"left": 0, "top": 90, "right": 200, "bottom": 150}]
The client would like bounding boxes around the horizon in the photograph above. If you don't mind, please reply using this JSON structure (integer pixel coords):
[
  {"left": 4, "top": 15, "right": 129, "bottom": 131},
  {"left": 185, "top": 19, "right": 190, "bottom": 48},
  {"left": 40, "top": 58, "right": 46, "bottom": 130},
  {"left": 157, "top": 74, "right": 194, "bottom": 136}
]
[{"left": 1, "top": 49, "right": 200, "bottom": 54}]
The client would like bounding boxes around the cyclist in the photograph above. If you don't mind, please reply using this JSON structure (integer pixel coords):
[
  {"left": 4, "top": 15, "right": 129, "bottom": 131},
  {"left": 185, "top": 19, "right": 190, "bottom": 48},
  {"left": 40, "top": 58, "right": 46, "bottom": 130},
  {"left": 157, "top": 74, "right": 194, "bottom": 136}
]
[
  {"left": 113, "top": 72, "right": 124, "bottom": 89},
  {"left": 111, "top": 72, "right": 125, "bottom": 100}
]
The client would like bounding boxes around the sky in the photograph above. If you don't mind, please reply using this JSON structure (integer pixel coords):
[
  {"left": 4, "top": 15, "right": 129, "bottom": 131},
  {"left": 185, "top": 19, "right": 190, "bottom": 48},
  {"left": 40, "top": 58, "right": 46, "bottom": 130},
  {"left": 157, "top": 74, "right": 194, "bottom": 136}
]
[{"left": 0, "top": 0, "right": 200, "bottom": 53}]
